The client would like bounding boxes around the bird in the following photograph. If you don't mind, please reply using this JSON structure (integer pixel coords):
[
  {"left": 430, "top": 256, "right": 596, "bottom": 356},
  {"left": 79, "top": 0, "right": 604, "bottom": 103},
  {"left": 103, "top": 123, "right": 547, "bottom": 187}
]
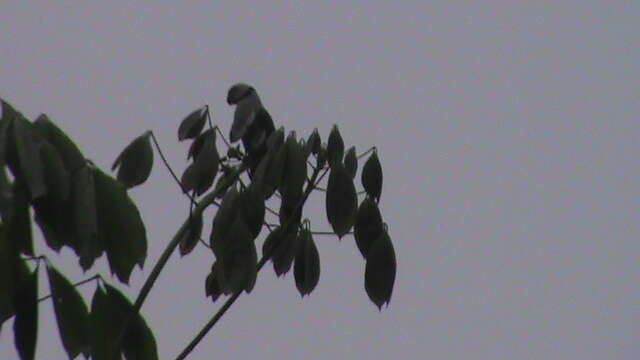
[{"left": 226, "top": 83, "right": 275, "bottom": 174}]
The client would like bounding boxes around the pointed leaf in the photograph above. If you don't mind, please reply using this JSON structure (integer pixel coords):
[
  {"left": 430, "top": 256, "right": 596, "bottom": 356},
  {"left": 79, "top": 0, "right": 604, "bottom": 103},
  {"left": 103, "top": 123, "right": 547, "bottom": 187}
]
[
  {"left": 178, "top": 107, "right": 207, "bottom": 141},
  {"left": 326, "top": 162, "right": 358, "bottom": 238},
  {"left": 216, "top": 218, "right": 257, "bottom": 294},
  {"left": 294, "top": 229, "right": 320, "bottom": 296},
  {"left": 0, "top": 116, "right": 14, "bottom": 220},
  {"left": 14, "top": 265, "right": 38, "bottom": 360},
  {"left": 266, "top": 126, "right": 285, "bottom": 152},
  {"left": 73, "top": 166, "right": 100, "bottom": 270},
  {"left": 205, "top": 262, "right": 222, "bottom": 302},
  {"left": 210, "top": 186, "right": 240, "bottom": 257},
  {"left": 361, "top": 150, "right": 383, "bottom": 202},
  {"left": 365, "top": 231, "right": 396, "bottom": 309},
  {"left": 281, "top": 132, "right": 306, "bottom": 200},
  {"left": 344, "top": 146, "right": 357, "bottom": 179},
  {"left": 326, "top": 125, "right": 344, "bottom": 166},
  {"left": 33, "top": 114, "right": 86, "bottom": 173},
  {"left": 112, "top": 131, "right": 154, "bottom": 189},
  {"left": 94, "top": 168, "right": 147, "bottom": 284},
  {"left": 239, "top": 182, "right": 265, "bottom": 239},
  {"left": 39, "top": 141, "right": 71, "bottom": 205},
  {"left": 305, "top": 128, "right": 321, "bottom": 155},
  {"left": 105, "top": 285, "right": 158, "bottom": 360},
  {"left": 13, "top": 116, "right": 46, "bottom": 199},
  {"left": 46, "top": 266, "right": 90, "bottom": 359},
  {"left": 265, "top": 138, "right": 287, "bottom": 190},
  {"left": 8, "top": 181, "right": 33, "bottom": 255},
  {"left": 89, "top": 286, "right": 120, "bottom": 360},
  {"left": 354, "top": 197, "right": 383, "bottom": 259},
  {"left": 181, "top": 129, "right": 219, "bottom": 196},
  {"left": 271, "top": 230, "right": 299, "bottom": 277},
  {"left": 179, "top": 213, "right": 203, "bottom": 256}
]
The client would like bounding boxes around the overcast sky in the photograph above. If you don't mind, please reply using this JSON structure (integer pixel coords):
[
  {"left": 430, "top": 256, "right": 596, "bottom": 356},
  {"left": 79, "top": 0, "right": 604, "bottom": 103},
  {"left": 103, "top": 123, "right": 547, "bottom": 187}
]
[{"left": 1, "top": 1, "right": 639, "bottom": 359}]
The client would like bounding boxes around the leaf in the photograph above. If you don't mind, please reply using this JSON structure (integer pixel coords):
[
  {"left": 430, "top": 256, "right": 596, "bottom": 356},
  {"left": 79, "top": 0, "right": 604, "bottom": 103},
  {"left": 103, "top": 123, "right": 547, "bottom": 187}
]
[
  {"left": 181, "top": 129, "right": 219, "bottom": 196},
  {"left": 111, "top": 131, "right": 154, "bottom": 189},
  {"left": 215, "top": 218, "right": 257, "bottom": 294},
  {"left": 364, "top": 231, "right": 396, "bottom": 310},
  {"left": 177, "top": 107, "right": 207, "bottom": 141},
  {"left": 326, "top": 162, "right": 358, "bottom": 238},
  {"left": 0, "top": 226, "right": 22, "bottom": 332},
  {"left": 0, "top": 117, "right": 14, "bottom": 220},
  {"left": 209, "top": 186, "right": 240, "bottom": 257},
  {"left": 353, "top": 197, "right": 383, "bottom": 259},
  {"left": 266, "top": 126, "right": 285, "bottom": 152},
  {"left": 13, "top": 265, "right": 38, "bottom": 360},
  {"left": 178, "top": 213, "right": 203, "bottom": 256},
  {"left": 264, "top": 137, "right": 287, "bottom": 191},
  {"left": 13, "top": 116, "right": 47, "bottom": 200},
  {"left": 239, "top": 182, "right": 265, "bottom": 239},
  {"left": 46, "top": 266, "right": 90, "bottom": 359},
  {"left": 279, "top": 191, "right": 302, "bottom": 229},
  {"left": 89, "top": 286, "right": 120, "bottom": 360},
  {"left": 33, "top": 114, "right": 86, "bottom": 173},
  {"left": 326, "top": 125, "right": 344, "bottom": 167},
  {"left": 39, "top": 141, "right": 71, "bottom": 206},
  {"left": 281, "top": 133, "right": 306, "bottom": 200},
  {"left": 361, "top": 150, "right": 383, "bottom": 202},
  {"left": 73, "top": 166, "right": 100, "bottom": 270},
  {"left": 343, "top": 146, "right": 357, "bottom": 179},
  {"left": 305, "top": 128, "right": 321, "bottom": 155},
  {"left": 94, "top": 168, "right": 147, "bottom": 284},
  {"left": 271, "top": 230, "right": 298, "bottom": 277},
  {"left": 7, "top": 181, "right": 33, "bottom": 256},
  {"left": 294, "top": 228, "right": 320, "bottom": 296},
  {"left": 205, "top": 262, "right": 222, "bottom": 302},
  {"left": 105, "top": 284, "right": 158, "bottom": 360}
]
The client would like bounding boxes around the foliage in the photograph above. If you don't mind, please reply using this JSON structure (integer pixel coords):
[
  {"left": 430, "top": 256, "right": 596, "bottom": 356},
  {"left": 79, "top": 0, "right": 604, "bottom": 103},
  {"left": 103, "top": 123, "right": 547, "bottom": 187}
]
[{"left": 0, "top": 87, "right": 396, "bottom": 359}]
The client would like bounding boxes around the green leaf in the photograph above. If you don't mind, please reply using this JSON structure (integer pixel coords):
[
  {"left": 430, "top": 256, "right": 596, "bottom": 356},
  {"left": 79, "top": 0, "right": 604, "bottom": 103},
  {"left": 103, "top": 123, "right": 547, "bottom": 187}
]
[
  {"left": 294, "top": 228, "right": 320, "bottom": 297},
  {"left": 104, "top": 284, "right": 158, "bottom": 360},
  {"left": 239, "top": 182, "right": 265, "bottom": 239},
  {"left": 205, "top": 262, "right": 222, "bottom": 302},
  {"left": 0, "top": 117, "right": 14, "bottom": 220},
  {"left": 13, "top": 265, "right": 38, "bottom": 360},
  {"left": 8, "top": 181, "right": 33, "bottom": 255},
  {"left": 73, "top": 166, "right": 100, "bottom": 270},
  {"left": 178, "top": 107, "right": 207, "bottom": 141},
  {"left": 178, "top": 213, "right": 203, "bottom": 257},
  {"left": 112, "top": 131, "right": 154, "bottom": 189},
  {"left": 279, "top": 191, "right": 302, "bottom": 229},
  {"left": 266, "top": 126, "right": 285, "bottom": 152},
  {"left": 265, "top": 137, "right": 287, "bottom": 190},
  {"left": 13, "top": 116, "right": 47, "bottom": 200},
  {"left": 89, "top": 286, "right": 120, "bottom": 360},
  {"left": 46, "top": 266, "right": 90, "bottom": 359},
  {"left": 39, "top": 141, "right": 71, "bottom": 206},
  {"left": 216, "top": 218, "right": 257, "bottom": 294},
  {"left": 281, "top": 132, "right": 306, "bottom": 200},
  {"left": 326, "top": 162, "right": 358, "bottom": 238},
  {"left": 210, "top": 186, "right": 240, "bottom": 257},
  {"left": 181, "top": 129, "right": 219, "bottom": 196},
  {"left": 0, "top": 225, "right": 21, "bottom": 332},
  {"left": 94, "top": 168, "right": 147, "bottom": 284},
  {"left": 353, "top": 197, "right": 383, "bottom": 259},
  {"left": 344, "top": 146, "right": 357, "bottom": 179},
  {"left": 326, "top": 125, "right": 344, "bottom": 167},
  {"left": 361, "top": 150, "right": 383, "bottom": 203},
  {"left": 364, "top": 230, "right": 396, "bottom": 310},
  {"left": 33, "top": 114, "right": 86, "bottom": 174},
  {"left": 271, "top": 230, "right": 299, "bottom": 277},
  {"left": 305, "top": 128, "right": 321, "bottom": 155}
]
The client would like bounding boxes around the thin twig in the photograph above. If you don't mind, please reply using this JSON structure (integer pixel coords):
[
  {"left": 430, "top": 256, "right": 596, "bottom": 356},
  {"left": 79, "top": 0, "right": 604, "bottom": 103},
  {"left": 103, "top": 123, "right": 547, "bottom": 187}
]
[
  {"left": 357, "top": 146, "right": 376, "bottom": 160},
  {"left": 150, "top": 132, "right": 197, "bottom": 206}
]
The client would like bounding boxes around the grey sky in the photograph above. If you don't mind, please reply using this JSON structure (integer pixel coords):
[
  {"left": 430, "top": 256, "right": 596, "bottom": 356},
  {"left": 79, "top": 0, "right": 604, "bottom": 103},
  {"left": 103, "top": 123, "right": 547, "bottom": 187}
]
[{"left": 1, "top": 1, "right": 639, "bottom": 359}]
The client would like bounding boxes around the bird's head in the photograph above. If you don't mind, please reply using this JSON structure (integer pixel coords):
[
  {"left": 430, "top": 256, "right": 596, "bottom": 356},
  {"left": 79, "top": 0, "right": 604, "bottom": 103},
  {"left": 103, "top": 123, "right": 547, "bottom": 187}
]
[{"left": 227, "top": 83, "right": 255, "bottom": 105}]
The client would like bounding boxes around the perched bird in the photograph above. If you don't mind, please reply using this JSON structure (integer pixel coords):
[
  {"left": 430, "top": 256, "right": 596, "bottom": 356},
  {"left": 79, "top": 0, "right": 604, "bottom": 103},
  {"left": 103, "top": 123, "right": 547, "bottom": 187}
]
[{"left": 227, "top": 83, "right": 275, "bottom": 174}]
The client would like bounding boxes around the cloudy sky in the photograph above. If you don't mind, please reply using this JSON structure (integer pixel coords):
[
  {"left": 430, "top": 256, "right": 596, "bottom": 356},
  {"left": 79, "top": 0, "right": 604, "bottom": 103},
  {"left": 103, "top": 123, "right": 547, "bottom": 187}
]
[{"left": 1, "top": 1, "right": 639, "bottom": 359}]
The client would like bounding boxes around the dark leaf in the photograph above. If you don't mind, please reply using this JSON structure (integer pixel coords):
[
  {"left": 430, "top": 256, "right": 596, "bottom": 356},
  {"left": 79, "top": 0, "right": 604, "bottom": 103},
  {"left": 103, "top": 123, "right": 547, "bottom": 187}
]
[
  {"left": 271, "top": 230, "right": 299, "bottom": 277},
  {"left": 294, "top": 228, "right": 320, "bottom": 296},
  {"left": 344, "top": 146, "right": 358, "bottom": 179},
  {"left": 266, "top": 126, "right": 285, "bottom": 152},
  {"left": 13, "top": 116, "right": 47, "bottom": 200},
  {"left": 33, "top": 114, "right": 86, "bottom": 173},
  {"left": 239, "top": 182, "right": 265, "bottom": 239},
  {"left": 178, "top": 107, "right": 207, "bottom": 141},
  {"left": 187, "top": 128, "right": 213, "bottom": 161},
  {"left": 279, "top": 191, "right": 302, "bottom": 229},
  {"left": 251, "top": 153, "right": 276, "bottom": 199},
  {"left": 178, "top": 213, "right": 203, "bottom": 256},
  {"left": 205, "top": 262, "right": 222, "bottom": 302},
  {"left": 73, "top": 166, "right": 100, "bottom": 270},
  {"left": 0, "top": 227, "right": 22, "bottom": 332},
  {"left": 105, "top": 284, "right": 158, "bottom": 360},
  {"left": 181, "top": 129, "right": 219, "bottom": 196},
  {"left": 0, "top": 117, "right": 14, "bottom": 220},
  {"left": 39, "top": 141, "right": 71, "bottom": 206},
  {"left": 94, "top": 168, "right": 147, "bottom": 284},
  {"left": 364, "top": 231, "right": 396, "bottom": 310},
  {"left": 305, "top": 128, "right": 321, "bottom": 155},
  {"left": 46, "top": 266, "right": 90, "bottom": 359},
  {"left": 261, "top": 226, "right": 284, "bottom": 261},
  {"left": 8, "top": 181, "right": 33, "bottom": 256},
  {"left": 13, "top": 265, "right": 38, "bottom": 360},
  {"left": 215, "top": 218, "right": 257, "bottom": 294},
  {"left": 361, "top": 150, "right": 383, "bottom": 202},
  {"left": 209, "top": 186, "right": 240, "bottom": 257},
  {"left": 89, "top": 286, "right": 120, "bottom": 360},
  {"left": 326, "top": 162, "right": 358, "bottom": 238},
  {"left": 265, "top": 137, "right": 287, "bottom": 190},
  {"left": 111, "top": 131, "right": 154, "bottom": 189},
  {"left": 353, "top": 197, "right": 383, "bottom": 259},
  {"left": 281, "top": 133, "right": 306, "bottom": 200},
  {"left": 326, "top": 125, "right": 344, "bottom": 167}
]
